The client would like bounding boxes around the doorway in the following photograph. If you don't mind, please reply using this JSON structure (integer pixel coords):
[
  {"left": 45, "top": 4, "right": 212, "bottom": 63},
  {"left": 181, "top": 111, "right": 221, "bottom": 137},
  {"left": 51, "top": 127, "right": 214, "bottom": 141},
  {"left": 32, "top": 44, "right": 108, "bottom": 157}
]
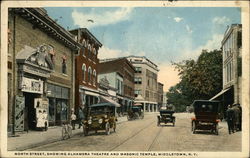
[{"left": 24, "top": 92, "right": 40, "bottom": 130}]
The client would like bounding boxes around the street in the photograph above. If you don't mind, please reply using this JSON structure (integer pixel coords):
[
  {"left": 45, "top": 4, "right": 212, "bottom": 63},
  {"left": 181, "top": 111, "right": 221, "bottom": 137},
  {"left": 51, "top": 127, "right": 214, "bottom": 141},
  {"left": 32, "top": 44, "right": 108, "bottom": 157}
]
[{"left": 28, "top": 113, "right": 241, "bottom": 151}]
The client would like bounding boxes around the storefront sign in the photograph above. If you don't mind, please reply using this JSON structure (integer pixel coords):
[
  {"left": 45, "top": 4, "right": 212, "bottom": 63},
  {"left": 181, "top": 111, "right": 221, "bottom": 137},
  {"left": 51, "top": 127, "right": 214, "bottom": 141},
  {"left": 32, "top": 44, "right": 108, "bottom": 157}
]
[{"left": 20, "top": 77, "right": 43, "bottom": 94}]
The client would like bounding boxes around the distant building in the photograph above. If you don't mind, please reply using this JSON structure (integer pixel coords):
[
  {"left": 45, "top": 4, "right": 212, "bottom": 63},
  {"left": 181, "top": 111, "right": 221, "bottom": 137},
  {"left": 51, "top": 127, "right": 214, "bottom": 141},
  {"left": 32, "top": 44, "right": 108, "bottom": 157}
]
[
  {"left": 98, "top": 57, "right": 135, "bottom": 114},
  {"left": 163, "top": 92, "right": 168, "bottom": 107},
  {"left": 70, "top": 28, "right": 102, "bottom": 114},
  {"left": 157, "top": 82, "right": 164, "bottom": 109},
  {"left": 210, "top": 24, "right": 242, "bottom": 113},
  {"left": 8, "top": 8, "right": 80, "bottom": 132},
  {"left": 127, "top": 56, "right": 159, "bottom": 112}
]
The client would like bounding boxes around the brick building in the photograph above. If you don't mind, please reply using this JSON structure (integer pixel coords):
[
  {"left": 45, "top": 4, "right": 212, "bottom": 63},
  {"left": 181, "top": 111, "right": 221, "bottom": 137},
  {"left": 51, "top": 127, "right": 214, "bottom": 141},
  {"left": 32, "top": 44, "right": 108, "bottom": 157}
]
[
  {"left": 98, "top": 58, "right": 135, "bottom": 114},
  {"left": 69, "top": 28, "right": 102, "bottom": 114},
  {"left": 8, "top": 8, "right": 80, "bottom": 132}
]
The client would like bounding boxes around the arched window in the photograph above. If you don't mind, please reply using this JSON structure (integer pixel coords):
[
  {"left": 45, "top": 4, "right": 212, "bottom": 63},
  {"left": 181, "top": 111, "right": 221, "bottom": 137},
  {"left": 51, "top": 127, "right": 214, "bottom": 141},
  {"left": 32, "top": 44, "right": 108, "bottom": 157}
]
[
  {"left": 88, "top": 67, "right": 92, "bottom": 83},
  {"left": 82, "top": 38, "right": 87, "bottom": 47},
  {"left": 93, "top": 69, "right": 96, "bottom": 85},
  {"left": 82, "top": 64, "right": 86, "bottom": 81},
  {"left": 88, "top": 44, "right": 92, "bottom": 58}
]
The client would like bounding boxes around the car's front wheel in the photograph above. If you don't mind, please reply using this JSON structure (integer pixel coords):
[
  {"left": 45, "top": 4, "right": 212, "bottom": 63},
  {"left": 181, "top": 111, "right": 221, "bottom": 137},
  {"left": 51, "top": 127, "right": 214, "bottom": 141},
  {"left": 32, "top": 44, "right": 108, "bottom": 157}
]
[
  {"left": 105, "top": 122, "right": 110, "bottom": 135},
  {"left": 83, "top": 125, "right": 88, "bottom": 136}
]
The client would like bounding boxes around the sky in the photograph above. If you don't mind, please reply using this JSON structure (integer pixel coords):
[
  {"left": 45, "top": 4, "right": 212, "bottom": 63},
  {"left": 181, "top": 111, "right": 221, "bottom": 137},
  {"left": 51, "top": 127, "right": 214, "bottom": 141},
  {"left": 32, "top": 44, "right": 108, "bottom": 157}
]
[{"left": 45, "top": 7, "right": 241, "bottom": 91}]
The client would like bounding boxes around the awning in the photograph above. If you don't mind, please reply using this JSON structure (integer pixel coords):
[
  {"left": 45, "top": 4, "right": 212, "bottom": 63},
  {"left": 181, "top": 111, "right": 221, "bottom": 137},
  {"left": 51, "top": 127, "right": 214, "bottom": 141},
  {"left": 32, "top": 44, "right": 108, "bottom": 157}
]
[
  {"left": 85, "top": 91, "right": 99, "bottom": 97},
  {"left": 99, "top": 96, "right": 121, "bottom": 107},
  {"left": 209, "top": 88, "right": 230, "bottom": 101}
]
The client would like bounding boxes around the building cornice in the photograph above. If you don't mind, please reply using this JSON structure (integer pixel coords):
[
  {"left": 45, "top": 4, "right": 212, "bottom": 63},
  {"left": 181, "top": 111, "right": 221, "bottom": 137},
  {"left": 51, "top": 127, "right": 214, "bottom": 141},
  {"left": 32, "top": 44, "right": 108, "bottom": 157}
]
[{"left": 12, "top": 8, "right": 81, "bottom": 52}]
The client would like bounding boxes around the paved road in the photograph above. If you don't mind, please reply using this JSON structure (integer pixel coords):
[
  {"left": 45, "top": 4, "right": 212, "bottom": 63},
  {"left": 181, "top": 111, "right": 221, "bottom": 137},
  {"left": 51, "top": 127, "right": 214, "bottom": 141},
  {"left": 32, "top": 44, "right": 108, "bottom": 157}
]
[{"left": 28, "top": 113, "right": 241, "bottom": 151}]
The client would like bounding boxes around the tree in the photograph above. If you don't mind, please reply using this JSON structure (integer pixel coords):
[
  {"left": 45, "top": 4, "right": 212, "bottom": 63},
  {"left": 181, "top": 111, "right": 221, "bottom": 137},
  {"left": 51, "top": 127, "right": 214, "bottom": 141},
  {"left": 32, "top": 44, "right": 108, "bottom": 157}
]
[{"left": 166, "top": 49, "right": 223, "bottom": 112}]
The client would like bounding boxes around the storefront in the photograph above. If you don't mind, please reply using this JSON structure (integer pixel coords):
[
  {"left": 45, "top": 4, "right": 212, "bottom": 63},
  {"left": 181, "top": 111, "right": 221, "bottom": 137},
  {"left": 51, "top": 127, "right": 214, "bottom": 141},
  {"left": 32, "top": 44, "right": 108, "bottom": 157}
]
[
  {"left": 15, "top": 45, "right": 53, "bottom": 131},
  {"left": 47, "top": 83, "right": 70, "bottom": 126}
]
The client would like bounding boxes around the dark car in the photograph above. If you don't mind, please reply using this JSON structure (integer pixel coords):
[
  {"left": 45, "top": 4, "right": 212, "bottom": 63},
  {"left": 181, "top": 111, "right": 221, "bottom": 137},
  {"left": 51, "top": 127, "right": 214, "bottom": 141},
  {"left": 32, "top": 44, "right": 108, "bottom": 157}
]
[
  {"left": 127, "top": 106, "right": 144, "bottom": 120},
  {"left": 82, "top": 103, "right": 117, "bottom": 136},
  {"left": 191, "top": 100, "right": 220, "bottom": 135},
  {"left": 157, "top": 107, "right": 175, "bottom": 126}
]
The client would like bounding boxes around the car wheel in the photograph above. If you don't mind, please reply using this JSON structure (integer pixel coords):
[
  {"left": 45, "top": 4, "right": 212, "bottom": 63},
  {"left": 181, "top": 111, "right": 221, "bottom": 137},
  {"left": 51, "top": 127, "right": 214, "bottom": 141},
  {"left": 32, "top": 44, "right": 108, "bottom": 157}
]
[
  {"left": 192, "top": 121, "right": 196, "bottom": 134},
  {"left": 105, "top": 122, "right": 110, "bottom": 135},
  {"left": 83, "top": 125, "right": 88, "bottom": 136},
  {"left": 113, "top": 122, "right": 116, "bottom": 132},
  {"left": 215, "top": 124, "right": 219, "bottom": 135}
]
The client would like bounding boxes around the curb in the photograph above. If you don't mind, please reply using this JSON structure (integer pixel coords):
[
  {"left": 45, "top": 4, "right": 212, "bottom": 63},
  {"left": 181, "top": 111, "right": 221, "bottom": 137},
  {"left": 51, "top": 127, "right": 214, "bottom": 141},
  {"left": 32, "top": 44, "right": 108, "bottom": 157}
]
[
  {"left": 9, "top": 119, "right": 128, "bottom": 151},
  {"left": 9, "top": 131, "right": 83, "bottom": 151}
]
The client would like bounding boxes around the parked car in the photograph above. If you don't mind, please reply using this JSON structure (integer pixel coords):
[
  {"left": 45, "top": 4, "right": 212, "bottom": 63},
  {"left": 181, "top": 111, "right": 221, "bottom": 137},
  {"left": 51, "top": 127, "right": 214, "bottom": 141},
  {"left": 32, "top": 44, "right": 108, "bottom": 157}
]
[
  {"left": 127, "top": 106, "right": 144, "bottom": 120},
  {"left": 82, "top": 103, "right": 117, "bottom": 136},
  {"left": 191, "top": 100, "right": 220, "bottom": 135},
  {"left": 157, "top": 108, "right": 175, "bottom": 126}
]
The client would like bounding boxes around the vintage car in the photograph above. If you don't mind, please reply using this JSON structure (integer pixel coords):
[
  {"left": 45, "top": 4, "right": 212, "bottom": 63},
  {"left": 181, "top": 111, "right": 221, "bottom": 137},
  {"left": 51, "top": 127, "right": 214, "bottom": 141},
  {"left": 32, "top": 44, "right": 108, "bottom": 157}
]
[
  {"left": 82, "top": 103, "right": 117, "bottom": 136},
  {"left": 127, "top": 106, "right": 144, "bottom": 120},
  {"left": 191, "top": 100, "right": 220, "bottom": 135},
  {"left": 157, "top": 107, "right": 175, "bottom": 126}
]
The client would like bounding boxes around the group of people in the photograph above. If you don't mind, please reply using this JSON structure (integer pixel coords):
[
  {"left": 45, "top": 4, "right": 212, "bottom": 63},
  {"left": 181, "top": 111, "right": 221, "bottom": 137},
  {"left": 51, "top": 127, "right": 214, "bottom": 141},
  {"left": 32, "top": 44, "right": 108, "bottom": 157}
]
[
  {"left": 226, "top": 103, "right": 242, "bottom": 134},
  {"left": 70, "top": 107, "right": 85, "bottom": 130}
]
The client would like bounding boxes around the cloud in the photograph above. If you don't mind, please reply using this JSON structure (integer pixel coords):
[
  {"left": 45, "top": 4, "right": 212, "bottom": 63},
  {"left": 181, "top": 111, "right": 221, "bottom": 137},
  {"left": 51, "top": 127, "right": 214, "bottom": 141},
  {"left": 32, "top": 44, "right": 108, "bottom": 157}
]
[
  {"left": 98, "top": 46, "right": 131, "bottom": 59},
  {"left": 173, "top": 17, "right": 183, "bottom": 23},
  {"left": 212, "top": 16, "right": 230, "bottom": 25},
  {"left": 72, "top": 8, "right": 133, "bottom": 28},
  {"left": 185, "top": 25, "right": 193, "bottom": 34},
  {"left": 158, "top": 63, "right": 180, "bottom": 92},
  {"left": 180, "top": 33, "right": 223, "bottom": 61}
]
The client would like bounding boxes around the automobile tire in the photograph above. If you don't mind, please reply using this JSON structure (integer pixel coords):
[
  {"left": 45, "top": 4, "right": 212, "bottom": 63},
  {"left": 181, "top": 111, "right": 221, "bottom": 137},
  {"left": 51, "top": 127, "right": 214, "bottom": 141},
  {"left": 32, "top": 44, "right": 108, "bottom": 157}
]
[
  {"left": 113, "top": 122, "right": 116, "bottom": 132},
  {"left": 105, "top": 122, "right": 110, "bottom": 135},
  {"left": 215, "top": 124, "right": 219, "bottom": 135},
  {"left": 83, "top": 125, "right": 88, "bottom": 136},
  {"left": 192, "top": 121, "right": 196, "bottom": 134}
]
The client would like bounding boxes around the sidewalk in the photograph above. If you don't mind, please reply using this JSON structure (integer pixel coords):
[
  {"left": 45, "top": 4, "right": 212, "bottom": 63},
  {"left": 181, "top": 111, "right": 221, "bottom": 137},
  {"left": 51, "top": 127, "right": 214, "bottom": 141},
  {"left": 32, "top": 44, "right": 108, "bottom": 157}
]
[{"left": 7, "top": 116, "right": 128, "bottom": 151}]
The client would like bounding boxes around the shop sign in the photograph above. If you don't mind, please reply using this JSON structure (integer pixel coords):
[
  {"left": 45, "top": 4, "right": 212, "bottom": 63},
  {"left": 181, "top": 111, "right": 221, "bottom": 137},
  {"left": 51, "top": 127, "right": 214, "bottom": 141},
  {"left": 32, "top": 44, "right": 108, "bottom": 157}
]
[{"left": 20, "top": 77, "right": 43, "bottom": 94}]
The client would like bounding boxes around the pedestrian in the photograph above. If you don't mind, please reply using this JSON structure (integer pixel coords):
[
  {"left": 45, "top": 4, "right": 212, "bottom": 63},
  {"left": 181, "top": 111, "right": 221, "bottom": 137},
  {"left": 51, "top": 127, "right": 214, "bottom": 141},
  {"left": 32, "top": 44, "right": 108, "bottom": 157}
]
[
  {"left": 78, "top": 106, "right": 85, "bottom": 129},
  {"left": 70, "top": 108, "right": 76, "bottom": 130},
  {"left": 232, "top": 103, "right": 241, "bottom": 131},
  {"left": 236, "top": 104, "right": 242, "bottom": 131},
  {"left": 226, "top": 104, "right": 235, "bottom": 134}
]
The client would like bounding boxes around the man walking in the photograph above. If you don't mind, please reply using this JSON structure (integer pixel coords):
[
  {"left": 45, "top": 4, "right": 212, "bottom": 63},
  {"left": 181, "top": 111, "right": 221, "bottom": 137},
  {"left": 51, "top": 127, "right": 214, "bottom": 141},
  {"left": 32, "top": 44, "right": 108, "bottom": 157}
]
[{"left": 226, "top": 104, "right": 235, "bottom": 134}]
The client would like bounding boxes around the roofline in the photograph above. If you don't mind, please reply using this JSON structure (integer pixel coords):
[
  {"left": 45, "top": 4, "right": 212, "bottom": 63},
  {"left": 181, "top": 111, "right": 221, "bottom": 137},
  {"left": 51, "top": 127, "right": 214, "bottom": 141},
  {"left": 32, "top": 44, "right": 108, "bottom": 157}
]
[
  {"left": 221, "top": 24, "right": 242, "bottom": 45},
  {"left": 12, "top": 8, "right": 81, "bottom": 52},
  {"left": 70, "top": 28, "right": 102, "bottom": 47}
]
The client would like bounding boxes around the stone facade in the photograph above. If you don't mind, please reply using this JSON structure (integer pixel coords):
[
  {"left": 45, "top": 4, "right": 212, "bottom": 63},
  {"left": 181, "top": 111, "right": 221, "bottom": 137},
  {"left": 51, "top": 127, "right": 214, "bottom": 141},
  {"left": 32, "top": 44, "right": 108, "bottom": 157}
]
[
  {"left": 127, "top": 56, "right": 159, "bottom": 112},
  {"left": 8, "top": 8, "right": 79, "bottom": 132}
]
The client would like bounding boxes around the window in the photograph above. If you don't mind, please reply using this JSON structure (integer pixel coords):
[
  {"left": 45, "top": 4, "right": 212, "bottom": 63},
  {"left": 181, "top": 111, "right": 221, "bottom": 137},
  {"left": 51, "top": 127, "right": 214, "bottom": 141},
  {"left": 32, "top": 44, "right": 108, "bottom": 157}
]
[
  {"left": 134, "top": 89, "right": 141, "bottom": 97},
  {"left": 88, "top": 44, "right": 92, "bottom": 58},
  {"left": 82, "top": 38, "right": 87, "bottom": 47},
  {"left": 62, "top": 56, "right": 67, "bottom": 74},
  {"left": 134, "top": 77, "right": 142, "bottom": 84},
  {"left": 93, "top": 69, "right": 96, "bottom": 85},
  {"left": 88, "top": 67, "right": 92, "bottom": 83},
  {"left": 82, "top": 64, "right": 86, "bottom": 81},
  {"left": 135, "top": 67, "right": 142, "bottom": 73}
]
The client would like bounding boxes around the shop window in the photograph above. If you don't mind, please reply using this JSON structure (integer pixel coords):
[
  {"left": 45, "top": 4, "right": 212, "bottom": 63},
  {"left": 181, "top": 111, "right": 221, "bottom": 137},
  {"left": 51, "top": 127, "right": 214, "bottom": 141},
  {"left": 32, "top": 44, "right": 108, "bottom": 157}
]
[
  {"left": 88, "top": 67, "right": 92, "bottom": 83},
  {"left": 61, "top": 101, "right": 68, "bottom": 121},
  {"left": 62, "top": 56, "right": 67, "bottom": 74},
  {"left": 82, "top": 64, "right": 86, "bottom": 81},
  {"left": 48, "top": 98, "right": 56, "bottom": 122}
]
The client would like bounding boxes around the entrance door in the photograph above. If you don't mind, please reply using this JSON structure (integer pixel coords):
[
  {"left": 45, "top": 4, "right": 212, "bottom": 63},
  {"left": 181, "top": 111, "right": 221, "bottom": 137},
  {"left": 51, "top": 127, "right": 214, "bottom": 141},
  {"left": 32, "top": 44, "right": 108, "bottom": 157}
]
[{"left": 24, "top": 92, "right": 40, "bottom": 130}]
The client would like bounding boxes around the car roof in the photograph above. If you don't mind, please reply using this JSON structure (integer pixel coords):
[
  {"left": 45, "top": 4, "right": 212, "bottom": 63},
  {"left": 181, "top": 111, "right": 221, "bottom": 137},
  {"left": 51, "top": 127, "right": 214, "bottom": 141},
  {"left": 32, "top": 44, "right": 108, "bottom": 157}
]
[{"left": 89, "top": 103, "right": 116, "bottom": 108}]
